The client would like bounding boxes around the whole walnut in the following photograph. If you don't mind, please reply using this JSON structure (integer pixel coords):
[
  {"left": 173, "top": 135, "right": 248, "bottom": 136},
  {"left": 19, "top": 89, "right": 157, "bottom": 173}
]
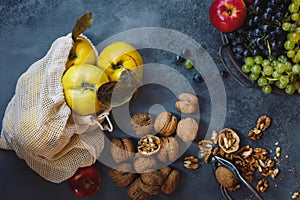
[
  {"left": 111, "top": 138, "right": 134, "bottom": 163},
  {"left": 215, "top": 166, "right": 238, "bottom": 188},
  {"left": 140, "top": 171, "right": 165, "bottom": 195},
  {"left": 130, "top": 113, "right": 153, "bottom": 136},
  {"left": 160, "top": 166, "right": 180, "bottom": 194},
  {"left": 176, "top": 117, "right": 199, "bottom": 142},
  {"left": 175, "top": 93, "right": 198, "bottom": 114},
  {"left": 157, "top": 137, "right": 179, "bottom": 163},
  {"left": 133, "top": 154, "right": 157, "bottom": 173},
  {"left": 128, "top": 178, "right": 151, "bottom": 200},
  {"left": 109, "top": 162, "right": 135, "bottom": 187},
  {"left": 154, "top": 112, "right": 177, "bottom": 136}
]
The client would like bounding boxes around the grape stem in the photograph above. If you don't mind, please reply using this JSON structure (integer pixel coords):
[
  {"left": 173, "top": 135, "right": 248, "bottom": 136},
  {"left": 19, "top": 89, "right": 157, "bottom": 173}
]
[{"left": 266, "top": 77, "right": 278, "bottom": 82}]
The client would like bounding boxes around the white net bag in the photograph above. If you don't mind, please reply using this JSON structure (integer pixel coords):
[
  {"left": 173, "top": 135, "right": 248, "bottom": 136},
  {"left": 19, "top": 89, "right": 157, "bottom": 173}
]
[{"left": 0, "top": 33, "right": 111, "bottom": 183}]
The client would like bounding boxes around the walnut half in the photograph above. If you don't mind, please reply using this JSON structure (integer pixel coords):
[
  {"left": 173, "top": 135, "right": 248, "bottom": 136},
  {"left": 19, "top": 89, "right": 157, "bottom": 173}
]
[
  {"left": 218, "top": 128, "right": 240, "bottom": 154},
  {"left": 137, "top": 135, "right": 161, "bottom": 156}
]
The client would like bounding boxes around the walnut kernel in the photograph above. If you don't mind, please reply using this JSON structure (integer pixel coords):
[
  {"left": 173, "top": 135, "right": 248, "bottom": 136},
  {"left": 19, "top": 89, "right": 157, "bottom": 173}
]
[
  {"left": 256, "top": 179, "right": 268, "bottom": 193},
  {"left": 256, "top": 115, "right": 271, "bottom": 131},
  {"left": 198, "top": 139, "right": 213, "bottom": 160},
  {"left": 292, "top": 192, "right": 300, "bottom": 200},
  {"left": 184, "top": 156, "right": 200, "bottom": 169}
]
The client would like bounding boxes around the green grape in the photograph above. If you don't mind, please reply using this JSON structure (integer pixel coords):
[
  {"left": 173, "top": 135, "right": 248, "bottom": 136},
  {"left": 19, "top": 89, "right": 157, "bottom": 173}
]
[
  {"left": 289, "top": 3, "right": 299, "bottom": 13},
  {"left": 285, "top": 84, "right": 296, "bottom": 94},
  {"left": 291, "top": 23, "right": 297, "bottom": 32},
  {"left": 276, "top": 81, "right": 288, "bottom": 89},
  {"left": 276, "top": 62, "right": 287, "bottom": 74},
  {"left": 184, "top": 59, "right": 193, "bottom": 69},
  {"left": 292, "top": 0, "right": 300, "bottom": 5},
  {"left": 268, "top": 55, "right": 276, "bottom": 62},
  {"left": 280, "top": 75, "right": 290, "bottom": 85},
  {"left": 262, "top": 59, "right": 271, "bottom": 67},
  {"left": 272, "top": 71, "right": 282, "bottom": 79},
  {"left": 292, "top": 13, "right": 300, "bottom": 21},
  {"left": 284, "top": 40, "right": 295, "bottom": 50},
  {"left": 251, "top": 64, "right": 261, "bottom": 75},
  {"left": 263, "top": 66, "right": 273, "bottom": 76},
  {"left": 242, "top": 64, "right": 251, "bottom": 73},
  {"left": 297, "top": 32, "right": 300, "bottom": 40},
  {"left": 286, "top": 62, "right": 293, "bottom": 71},
  {"left": 289, "top": 32, "right": 299, "bottom": 43},
  {"left": 295, "top": 27, "right": 300, "bottom": 33},
  {"left": 287, "top": 50, "right": 295, "bottom": 58},
  {"left": 249, "top": 73, "right": 259, "bottom": 81},
  {"left": 257, "top": 77, "right": 268, "bottom": 87},
  {"left": 298, "top": 87, "right": 300, "bottom": 94},
  {"left": 292, "top": 56, "right": 300, "bottom": 63},
  {"left": 287, "top": 32, "right": 293, "bottom": 40},
  {"left": 245, "top": 57, "right": 255, "bottom": 66},
  {"left": 292, "top": 64, "right": 300, "bottom": 74},
  {"left": 278, "top": 55, "right": 288, "bottom": 63},
  {"left": 271, "top": 60, "right": 279, "bottom": 68},
  {"left": 282, "top": 22, "right": 292, "bottom": 31},
  {"left": 254, "top": 55, "right": 263, "bottom": 65},
  {"left": 262, "top": 85, "right": 272, "bottom": 94},
  {"left": 296, "top": 52, "right": 300, "bottom": 60}
]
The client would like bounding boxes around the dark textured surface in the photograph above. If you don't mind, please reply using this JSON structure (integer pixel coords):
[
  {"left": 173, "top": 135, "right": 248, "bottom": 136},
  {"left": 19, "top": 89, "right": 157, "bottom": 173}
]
[{"left": 0, "top": 0, "right": 299, "bottom": 200}]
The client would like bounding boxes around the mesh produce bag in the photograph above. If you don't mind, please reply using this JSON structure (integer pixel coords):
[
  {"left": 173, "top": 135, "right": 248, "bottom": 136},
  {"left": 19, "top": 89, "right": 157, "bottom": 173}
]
[{"left": 0, "top": 33, "right": 112, "bottom": 183}]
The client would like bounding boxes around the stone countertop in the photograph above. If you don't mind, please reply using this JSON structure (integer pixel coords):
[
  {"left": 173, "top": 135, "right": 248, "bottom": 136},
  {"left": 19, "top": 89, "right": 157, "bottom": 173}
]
[{"left": 0, "top": 0, "right": 299, "bottom": 199}]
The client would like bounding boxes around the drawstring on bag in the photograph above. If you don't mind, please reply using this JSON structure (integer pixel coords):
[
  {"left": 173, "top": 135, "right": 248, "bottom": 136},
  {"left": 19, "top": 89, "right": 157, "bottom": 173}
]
[{"left": 79, "top": 112, "right": 114, "bottom": 133}]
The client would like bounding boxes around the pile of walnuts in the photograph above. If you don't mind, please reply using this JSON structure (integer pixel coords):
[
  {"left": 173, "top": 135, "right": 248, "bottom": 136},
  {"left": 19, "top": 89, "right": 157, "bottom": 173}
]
[
  {"left": 108, "top": 93, "right": 200, "bottom": 199},
  {"left": 198, "top": 115, "right": 278, "bottom": 193}
]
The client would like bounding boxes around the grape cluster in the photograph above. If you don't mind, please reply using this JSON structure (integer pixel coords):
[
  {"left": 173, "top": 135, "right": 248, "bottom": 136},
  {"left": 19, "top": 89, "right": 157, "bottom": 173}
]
[
  {"left": 227, "top": 0, "right": 290, "bottom": 62},
  {"left": 226, "top": 0, "right": 300, "bottom": 95}
]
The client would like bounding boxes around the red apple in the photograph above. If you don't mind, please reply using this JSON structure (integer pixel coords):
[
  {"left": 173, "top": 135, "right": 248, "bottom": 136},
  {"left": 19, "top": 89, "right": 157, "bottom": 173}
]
[
  {"left": 209, "top": 0, "right": 247, "bottom": 33},
  {"left": 68, "top": 166, "right": 101, "bottom": 197}
]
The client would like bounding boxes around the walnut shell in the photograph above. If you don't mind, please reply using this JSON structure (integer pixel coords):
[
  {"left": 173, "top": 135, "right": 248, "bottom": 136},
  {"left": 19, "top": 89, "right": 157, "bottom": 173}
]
[
  {"left": 218, "top": 128, "right": 240, "bottom": 154},
  {"left": 160, "top": 166, "right": 180, "bottom": 194},
  {"left": 133, "top": 154, "right": 157, "bottom": 173},
  {"left": 111, "top": 138, "right": 134, "bottom": 163},
  {"left": 176, "top": 117, "right": 199, "bottom": 142},
  {"left": 215, "top": 166, "right": 238, "bottom": 188},
  {"left": 130, "top": 113, "right": 153, "bottom": 136},
  {"left": 128, "top": 178, "right": 151, "bottom": 200},
  {"left": 109, "top": 163, "right": 135, "bottom": 187},
  {"left": 140, "top": 171, "right": 165, "bottom": 195},
  {"left": 157, "top": 137, "right": 179, "bottom": 163},
  {"left": 154, "top": 112, "right": 177, "bottom": 136}
]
